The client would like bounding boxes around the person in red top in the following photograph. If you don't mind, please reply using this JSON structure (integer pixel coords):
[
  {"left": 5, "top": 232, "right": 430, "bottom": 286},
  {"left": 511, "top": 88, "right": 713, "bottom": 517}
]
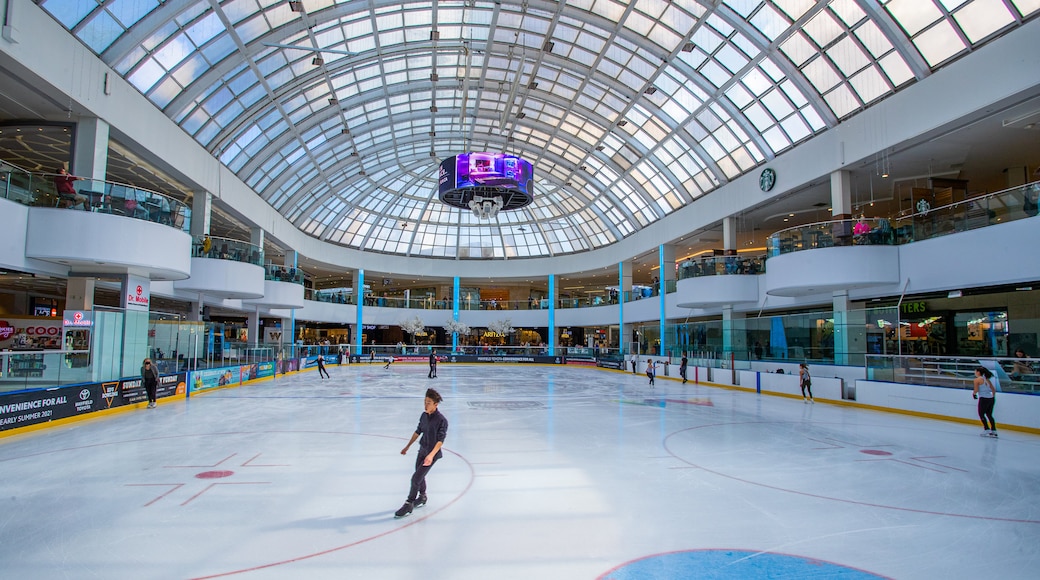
[{"left": 53, "top": 167, "right": 88, "bottom": 210}]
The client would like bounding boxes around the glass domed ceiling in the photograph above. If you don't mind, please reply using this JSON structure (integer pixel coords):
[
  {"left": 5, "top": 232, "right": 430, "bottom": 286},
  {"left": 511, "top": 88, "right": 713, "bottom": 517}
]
[{"left": 41, "top": 0, "right": 1039, "bottom": 258}]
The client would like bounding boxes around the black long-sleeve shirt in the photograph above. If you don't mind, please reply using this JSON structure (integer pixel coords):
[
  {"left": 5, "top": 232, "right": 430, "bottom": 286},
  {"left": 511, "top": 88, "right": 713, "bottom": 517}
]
[{"left": 415, "top": 409, "right": 448, "bottom": 460}]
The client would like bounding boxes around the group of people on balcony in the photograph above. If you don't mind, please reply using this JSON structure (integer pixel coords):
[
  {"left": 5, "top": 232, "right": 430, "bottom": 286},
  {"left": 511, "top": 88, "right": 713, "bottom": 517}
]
[{"left": 851, "top": 216, "right": 894, "bottom": 245}]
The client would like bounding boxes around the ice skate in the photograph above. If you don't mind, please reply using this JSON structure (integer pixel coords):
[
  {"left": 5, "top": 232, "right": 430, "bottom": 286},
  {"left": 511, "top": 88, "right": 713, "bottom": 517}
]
[
  {"left": 414, "top": 494, "right": 427, "bottom": 508},
  {"left": 394, "top": 500, "right": 414, "bottom": 518}
]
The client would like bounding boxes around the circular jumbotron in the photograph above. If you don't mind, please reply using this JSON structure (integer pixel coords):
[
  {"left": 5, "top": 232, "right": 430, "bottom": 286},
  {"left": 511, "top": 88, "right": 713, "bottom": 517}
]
[{"left": 438, "top": 153, "right": 534, "bottom": 219}]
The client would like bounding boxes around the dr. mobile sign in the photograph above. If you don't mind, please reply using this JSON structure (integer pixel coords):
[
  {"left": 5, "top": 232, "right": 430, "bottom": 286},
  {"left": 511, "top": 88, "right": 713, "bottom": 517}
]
[
  {"left": 124, "top": 275, "right": 150, "bottom": 311},
  {"left": 63, "top": 310, "right": 93, "bottom": 328}
]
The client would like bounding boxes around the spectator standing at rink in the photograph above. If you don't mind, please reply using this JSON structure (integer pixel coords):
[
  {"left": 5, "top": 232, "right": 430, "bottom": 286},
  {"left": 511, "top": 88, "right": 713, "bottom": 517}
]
[
  {"left": 973, "top": 366, "right": 998, "bottom": 437},
  {"left": 395, "top": 388, "right": 448, "bottom": 518},
  {"left": 799, "top": 363, "right": 814, "bottom": 403},
  {"left": 428, "top": 349, "right": 438, "bottom": 378},
  {"left": 141, "top": 358, "right": 159, "bottom": 409}
]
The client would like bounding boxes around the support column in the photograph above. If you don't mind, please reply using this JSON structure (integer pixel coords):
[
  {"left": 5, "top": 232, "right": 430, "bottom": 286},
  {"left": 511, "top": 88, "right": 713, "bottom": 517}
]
[
  {"left": 285, "top": 251, "right": 297, "bottom": 355},
  {"left": 722, "top": 217, "right": 738, "bottom": 255},
  {"left": 120, "top": 273, "right": 151, "bottom": 378},
  {"left": 833, "top": 290, "right": 866, "bottom": 366},
  {"left": 831, "top": 170, "right": 853, "bottom": 245},
  {"left": 547, "top": 274, "right": 557, "bottom": 356},
  {"left": 354, "top": 268, "right": 364, "bottom": 356},
  {"left": 250, "top": 227, "right": 265, "bottom": 265},
  {"left": 620, "top": 260, "right": 633, "bottom": 354},
  {"left": 190, "top": 191, "right": 212, "bottom": 238},
  {"left": 452, "top": 276, "right": 460, "bottom": 353},
  {"left": 249, "top": 307, "right": 260, "bottom": 348},
  {"left": 722, "top": 305, "right": 746, "bottom": 360},
  {"left": 72, "top": 117, "right": 109, "bottom": 182},
  {"left": 65, "top": 277, "right": 95, "bottom": 311},
  {"left": 658, "top": 244, "right": 676, "bottom": 357}
]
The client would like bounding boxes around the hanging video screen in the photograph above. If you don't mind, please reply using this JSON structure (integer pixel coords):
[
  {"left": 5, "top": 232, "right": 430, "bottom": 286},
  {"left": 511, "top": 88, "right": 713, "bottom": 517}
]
[{"left": 437, "top": 153, "right": 534, "bottom": 205}]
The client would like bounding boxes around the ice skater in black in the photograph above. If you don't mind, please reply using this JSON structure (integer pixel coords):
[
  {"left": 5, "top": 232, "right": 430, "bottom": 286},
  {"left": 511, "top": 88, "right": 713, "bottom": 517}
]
[
  {"left": 428, "top": 349, "right": 438, "bottom": 378},
  {"left": 141, "top": 358, "right": 158, "bottom": 409},
  {"left": 395, "top": 388, "right": 448, "bottom": 518},
  {"left": 680, "top": 354, "right": 688, "bottom": 384},
  {"left": 316, "top": 354, "right": 330, "bottom": 379}
]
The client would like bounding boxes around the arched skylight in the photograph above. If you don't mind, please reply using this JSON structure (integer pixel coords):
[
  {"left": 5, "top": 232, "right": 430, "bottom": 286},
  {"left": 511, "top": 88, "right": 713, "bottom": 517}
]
[{"left": 40, "top": 0, "right": 1039, "bottom": 258}]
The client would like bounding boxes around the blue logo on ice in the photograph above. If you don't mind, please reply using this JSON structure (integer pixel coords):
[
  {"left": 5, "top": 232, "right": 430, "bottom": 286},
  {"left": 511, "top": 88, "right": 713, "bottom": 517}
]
[{"left": 601, "top": 549, "right": 887, "bottom": 579}]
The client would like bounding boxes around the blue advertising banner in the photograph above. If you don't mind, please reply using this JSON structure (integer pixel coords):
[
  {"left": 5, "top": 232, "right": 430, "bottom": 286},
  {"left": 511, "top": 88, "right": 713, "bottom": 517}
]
[
  {"left": 189, "top": 366, "right": 241, "bottom": 394},
  {"left": 256, "top": 361, "right": 275, "bottom": 379}
]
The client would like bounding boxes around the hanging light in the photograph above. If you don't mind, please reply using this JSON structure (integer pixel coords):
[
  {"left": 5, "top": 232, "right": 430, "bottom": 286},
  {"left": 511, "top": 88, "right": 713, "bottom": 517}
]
[{"left": 468, "top": 195, "right": 504, "bottom": 220}]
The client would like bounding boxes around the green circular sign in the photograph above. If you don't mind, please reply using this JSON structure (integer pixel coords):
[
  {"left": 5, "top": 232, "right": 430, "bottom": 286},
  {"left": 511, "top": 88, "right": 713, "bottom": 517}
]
[{"left": 759, "top": 168, "right": 776, "bottom": 192}]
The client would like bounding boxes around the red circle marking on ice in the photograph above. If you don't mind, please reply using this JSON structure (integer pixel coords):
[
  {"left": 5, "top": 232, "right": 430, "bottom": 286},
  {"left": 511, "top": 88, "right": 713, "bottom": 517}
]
[
  {"left": 196, "top": 470, "right": 235, "bottom": 479},
  {"left": 859, "top": 449, "right": 892, "bottom": 456}
]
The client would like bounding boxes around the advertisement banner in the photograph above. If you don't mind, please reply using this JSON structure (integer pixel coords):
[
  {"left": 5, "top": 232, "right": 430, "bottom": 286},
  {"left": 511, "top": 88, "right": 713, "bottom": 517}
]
[
  {"left": 189, "top": 366, "right": 241, "bottom": 394},
  {"left": 256, "top": 361, "right": 275, "bottom": 379},
  {"left": 121, "top": 373, "right": 187, "bottom": 404},
  {"left": 0, "top": 384, "right": 98, "bottom": 431},
  {"left": 445, "top": 354, "right": 562, "bottom": 364},
  {"left": 277, "top": 358, "right": 299, "bottom": 375},
  {"left": 597, "top": 359, "right": 626, "bottom": 370},
  {"left": 1, "top": 373, "right": 188, "bottom": 432}
]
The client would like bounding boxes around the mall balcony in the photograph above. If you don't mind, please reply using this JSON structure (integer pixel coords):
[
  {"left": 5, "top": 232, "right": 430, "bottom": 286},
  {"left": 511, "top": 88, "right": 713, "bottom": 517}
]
[
  {"left": 1, "top": 161, "right": 191, "bottom": 281},
  {"left": 763, "top": 183, "right": 1040, "bottom": 299},
  {"left": 172, "top": 236, "right": 265, "bottom": 300}
]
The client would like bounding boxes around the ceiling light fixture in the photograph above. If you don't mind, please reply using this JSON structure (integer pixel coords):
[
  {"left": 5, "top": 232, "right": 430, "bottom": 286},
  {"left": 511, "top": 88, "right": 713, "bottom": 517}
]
[
  {"left": 288, "top": 0, "right": 303, "bottom": 12},
  {"left": 468, "top": 195, "right": 504, "bottom": 220},
  {"left": 312, "top": 56, "right": 324, "bottom": 66}
]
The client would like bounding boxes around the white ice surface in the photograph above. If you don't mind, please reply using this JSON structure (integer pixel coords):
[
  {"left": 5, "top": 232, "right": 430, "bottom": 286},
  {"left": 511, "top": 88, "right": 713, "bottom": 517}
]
[{"left": 1, "top": 363, "right": 1038, "bottom": 579}]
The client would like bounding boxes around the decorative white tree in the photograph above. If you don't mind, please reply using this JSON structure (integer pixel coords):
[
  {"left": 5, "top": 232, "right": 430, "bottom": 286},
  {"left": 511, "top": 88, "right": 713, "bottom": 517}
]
[
  {"left": 443, "top": 319, "right": 470, "bottom": 336},
  {"left": 487, "top": 318, "right": 514, "bottom": 337},
  {"left": 399, "top": 315, "right": 426, "bottom": 344}
]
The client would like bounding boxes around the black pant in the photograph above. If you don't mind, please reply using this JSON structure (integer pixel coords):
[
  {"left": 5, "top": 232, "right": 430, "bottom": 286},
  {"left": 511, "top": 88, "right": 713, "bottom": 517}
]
[
  {"left": 429, "top": 365, "right": 437, "bottom": 378},
  {"left": 317, "top": 364, "right": 329, "bottom": 378},
  {"left": 978, "top": 397, "right": 996, "bottom": 430},
  {"left": 801, "top": 381, "right": 813, "bottom": 399},
  {"left": 680, "top": 367, "right": 687, "bottom": 382},
  {"left": 408, "top": 451, "right": 439, "bottom": 501},
  {"left": 144, "top": 381, "right": 157, "bottom": 403}
]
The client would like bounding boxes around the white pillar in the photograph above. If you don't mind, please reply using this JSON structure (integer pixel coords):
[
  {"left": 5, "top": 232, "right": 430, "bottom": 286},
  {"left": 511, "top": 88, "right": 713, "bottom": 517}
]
[
  {"left": 722, "top": 216, "right": 737, "bottom": 254},
  {"left": 831, "top": 169, "right": 853, "bottom": 218},
  {"left": 72, "top": 117, "right": 109, "bottom": 181},
  {"left": 65, "top": 277, "right": 95, "bottom": 311},
  {"left": 190, "top": 190, "right": 212, "bottom": 237}
]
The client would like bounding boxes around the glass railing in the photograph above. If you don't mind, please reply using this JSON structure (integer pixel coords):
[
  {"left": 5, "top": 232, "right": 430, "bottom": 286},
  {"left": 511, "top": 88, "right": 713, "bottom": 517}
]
[
  {"left": 309, "top": 288, "right": 356, "bottom": 305},
  {"left": 0, "top": 161, "right": 191, "bottom": 233},
  {"left": 191, "top": 235, "right": 263, "bottom": 266},
  {"left": 0, "top": 349, "right": 94, "bottom": 394},
  {"left": 678, "top": 255, "right": 767, "bottom": 279},
  {"left": 866, "top": 354, "right": 1040, "bottom": 395},
  {"left": 265, "top": 264, "right": 303, "bottom": 284},
  {"left": 767, "top": 181, "right": 1039, "bottom": 258}
]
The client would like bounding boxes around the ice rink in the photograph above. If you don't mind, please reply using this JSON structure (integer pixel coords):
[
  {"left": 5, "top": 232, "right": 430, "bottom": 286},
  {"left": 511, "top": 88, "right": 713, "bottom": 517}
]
[{"left": 1, "top": 362, "right": 1038, "bottom": 579}]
